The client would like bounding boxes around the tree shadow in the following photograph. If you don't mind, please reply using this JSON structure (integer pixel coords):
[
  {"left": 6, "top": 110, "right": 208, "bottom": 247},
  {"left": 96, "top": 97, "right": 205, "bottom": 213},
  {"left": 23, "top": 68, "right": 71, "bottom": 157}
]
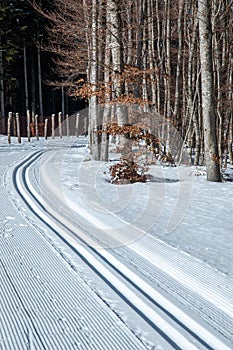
[{"left": 147, "top": 175, "right": 179, "bottom": 183}]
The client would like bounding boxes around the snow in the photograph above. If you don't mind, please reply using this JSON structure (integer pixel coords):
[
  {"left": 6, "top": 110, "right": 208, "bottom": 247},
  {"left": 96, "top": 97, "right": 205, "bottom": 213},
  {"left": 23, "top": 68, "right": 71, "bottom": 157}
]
[
  {"left": 59, "top": 139, "right": 233, "bottom": 278},
  {"left": 23, "top": 158, "right": 233, "bottom": 349},
  {"left": 1, "top": 135, "right": 233, "bottom": 350}
]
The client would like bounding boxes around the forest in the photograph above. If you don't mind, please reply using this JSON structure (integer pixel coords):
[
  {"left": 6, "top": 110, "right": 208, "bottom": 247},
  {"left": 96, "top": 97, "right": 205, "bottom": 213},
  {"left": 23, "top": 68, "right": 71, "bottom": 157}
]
[
  {"left": 0, "top": 0, "right": 233, "bottom": 181},
  {"left": 0, "top": 0, "right": 82, "bottom": 131}
]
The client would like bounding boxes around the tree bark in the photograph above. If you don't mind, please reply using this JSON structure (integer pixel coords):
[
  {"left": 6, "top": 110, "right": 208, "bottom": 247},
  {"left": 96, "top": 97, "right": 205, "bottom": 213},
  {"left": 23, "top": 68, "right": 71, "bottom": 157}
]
[
  {"left": 0, "top": 47, "right": 5, "bottom": 132},
  {"left": 173, "top": 0, "right": 184, "bottom": 119},
  {"left": 31, "top": 50, "right": 36, "bottom": 123},
  {"left": 90, "top": 0, "right": 100, "bottom": 160},
  {"left": 24, "top": 45, "right": 29, "bottom": 114},
  {"left": 198, "top": 0, "right": 221, "bottom": 181},
  {"left": 108, "top": 0, "right": 124, "bottom": 100}
]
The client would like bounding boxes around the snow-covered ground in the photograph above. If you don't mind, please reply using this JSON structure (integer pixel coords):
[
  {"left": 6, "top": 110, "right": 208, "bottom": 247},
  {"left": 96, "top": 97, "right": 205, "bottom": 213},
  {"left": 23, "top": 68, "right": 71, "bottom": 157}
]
[
  {"left": 1, "top": 135, "right": 233, "bottom": 350},
  {"left": 58, "top": 137, "right": 233, "bottom": 278}
]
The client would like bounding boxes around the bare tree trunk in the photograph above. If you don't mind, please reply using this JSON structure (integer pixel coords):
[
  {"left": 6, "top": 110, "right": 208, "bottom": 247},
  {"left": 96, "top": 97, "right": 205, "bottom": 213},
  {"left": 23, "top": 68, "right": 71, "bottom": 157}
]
[
  {"left": 38, "top": 47, "right": 44, "bottom": 123},
  {"left": 164, "top": 0, "right": 171, "bottom": 119},
  {"left": 228, "top": 113, "right": 233, "bottom": 165},
  {"left": 155, "top": 0, "right": 162, "bottom": 113},
  {"left": 187, "top": 10, "right": 200, "bottom": 165},
  {"left": 100, "top": 9, "right": 111, "bottom": 162},
  {"left": 61, "top": 86, "right": 65, "bottom": 117},
  {"left": 104, "top": 10, "right": 111, "bottom": 104},
  {"left": 31, "top": 50, "right": 36, "bottom": 123},
  {"left": 108, "top": 0, "right": 128, "bottom": 152},
  {"left": 100, "top": 105, "right": 110, "bottom": 162},
  {"left": 173, "top": 0, "right": 184, "bottom": 119},
  {"left": 90, "top": 0, "right": 100, "bottom": 160},
  {"left": 212, "top": 0, "right": 223, "bottom": 167},
  {"left": 24, "top": 45, "right": 29, "bottom": 114},
  {"left": 148, "top": 0, "right": 157, "bottom": 108},
  {"left": 0, "top": 47, "right": 6, "bottom": 133},
  {"left": 228, "top": 53, "right": 233, "bottom": 164},
  {"left": 134, "top": 0, "right": 144, "bottom": 98},
  {"left": 108, "top": 0, "right": 124, "bottom": 100},
  {"left": 83, "top": 0, "right": 91, "bottom": 85},
  {"left": 142, "top": 17, "right": 148, "bottom": 103},
  {"left": 193, "top": 65, "right": 201, "bottom": 166},
  {"left": 97, "top": 0, "right": 104, "bottom": 83},
  {"left": 75, "top": 113, "right": 80, "bottom": 137},
  {"left": 198, "top": 0, "right": 221, "bottom": 181},
  {"left": 66, "top": 114, "right": 70, "bottom": 137},
  {"left": 126, "top": 3, "right": 133, "bottom": 66}
]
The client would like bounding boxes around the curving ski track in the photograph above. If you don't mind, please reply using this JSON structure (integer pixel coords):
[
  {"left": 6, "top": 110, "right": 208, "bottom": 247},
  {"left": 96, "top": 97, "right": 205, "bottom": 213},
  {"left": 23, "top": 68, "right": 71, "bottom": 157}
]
[{"left": 11, "top": 149, "right": 233, "bottom": 350}]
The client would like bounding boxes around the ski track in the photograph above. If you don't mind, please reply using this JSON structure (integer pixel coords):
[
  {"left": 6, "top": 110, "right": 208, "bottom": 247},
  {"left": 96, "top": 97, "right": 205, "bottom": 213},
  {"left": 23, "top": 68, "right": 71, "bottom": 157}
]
[
  {"left": 35, "top": 147, "right": 233, "bottom": 342},
  {"left": 12, "top": 148, "right": 233, "bottom": 350},
  {"left": 1, "top": 151, "right": 148, "bottom": 350},
  {"left": 112, "top": 246, "right": 233, "bottom": 341},
  {"left": 1, "top": 140, "right": 233, "bottom": 350}
]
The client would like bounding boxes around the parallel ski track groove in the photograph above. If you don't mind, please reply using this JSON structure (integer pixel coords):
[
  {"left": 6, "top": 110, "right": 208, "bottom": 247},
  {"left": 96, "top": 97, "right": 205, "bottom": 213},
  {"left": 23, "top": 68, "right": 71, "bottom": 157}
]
[
  {"left": 13, "top": 153, "right": 183, "bottom": 350},
  {"left": 10, "top": 151, "right": 148, "bottom": 350},
  {"left": 12, "top": 150, "right": 232, "bottom": 350},
  {"left": 31, "top": 151, "right": 233, "bottom": 343},
  {"left": 112, "top": 247, "right": 233, "bottom": 341},
  {"left": 0, "top": 257, "right": 46, "bottom": 350}
]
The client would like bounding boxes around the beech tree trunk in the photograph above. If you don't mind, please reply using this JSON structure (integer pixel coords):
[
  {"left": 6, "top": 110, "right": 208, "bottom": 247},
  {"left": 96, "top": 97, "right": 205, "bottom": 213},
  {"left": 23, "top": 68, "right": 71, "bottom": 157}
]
[
  {"left": 0, "top": 47, "right": 5, "bottom": 132},
  {"left": 90, "top": 0, "right": 100, "bottom": 160},
  {"left": 198, "top": 0, "right": 221, "bottom": 182},
  {"left": 108, "top": 0, "right": 124, "bottom": 100}
]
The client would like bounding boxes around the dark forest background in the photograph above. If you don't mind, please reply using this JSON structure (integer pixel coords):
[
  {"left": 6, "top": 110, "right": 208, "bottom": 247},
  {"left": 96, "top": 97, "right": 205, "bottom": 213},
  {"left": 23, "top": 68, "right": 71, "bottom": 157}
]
[{"left": 0, "top": 0, "right": 84, "bottom": 133}]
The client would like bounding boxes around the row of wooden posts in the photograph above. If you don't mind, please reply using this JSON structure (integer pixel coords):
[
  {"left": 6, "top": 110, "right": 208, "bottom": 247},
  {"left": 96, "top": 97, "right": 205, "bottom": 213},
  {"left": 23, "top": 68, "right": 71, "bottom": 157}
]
[{"left": 7, "top": 110, "right": 87, "bottom": 144}]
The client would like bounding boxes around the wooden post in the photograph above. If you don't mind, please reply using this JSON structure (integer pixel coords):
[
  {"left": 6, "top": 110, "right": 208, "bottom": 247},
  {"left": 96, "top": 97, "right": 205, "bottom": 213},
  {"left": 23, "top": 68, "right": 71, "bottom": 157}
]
[
  {"left": 7, "top": 112, "right": 12, "bottom": 144},
  {"left": 35, "top": 114, "right": 39, "bottom": 140},
  {"left": 66, "top": 114, "right": 70, "bottom": 137},
  {"left": 27, "top": 109, "right": 31, "bottom": 142},
  {"left": 58, "top": 112, "right": 62, "bottom": 138},
  {"left": 13, "top": 114, "right": 17, "bottom": 136},
  {"left": 51, "top": 114, "right": 55, "bottom": 139},
  {"left": 16, "top": 113, "right": 21, "bottom": 144},
  {"left": 44, "top": 118, "right": 48, "bottom": 140},
  {"left": 75, "top": 113, "right": 80, "bottom": 137}
]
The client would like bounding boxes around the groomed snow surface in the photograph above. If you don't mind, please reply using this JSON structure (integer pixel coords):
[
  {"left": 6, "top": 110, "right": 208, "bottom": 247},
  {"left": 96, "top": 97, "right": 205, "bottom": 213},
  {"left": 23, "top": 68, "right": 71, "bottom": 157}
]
[{"left": 0, "top": 135, "right": 233, "bottom": 350}]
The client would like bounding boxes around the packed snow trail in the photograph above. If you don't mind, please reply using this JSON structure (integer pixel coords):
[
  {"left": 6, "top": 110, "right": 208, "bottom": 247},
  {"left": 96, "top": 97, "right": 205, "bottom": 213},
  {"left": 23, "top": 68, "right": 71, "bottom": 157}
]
[
  {"left": 0, "top": 148, "right": 149, "bottom": 350},
  {"left": 12, "top": 145, "right": 233, "bottom": 350},
  {"left": 1, "top": 137, "right": 233, "bottom": 350}
]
